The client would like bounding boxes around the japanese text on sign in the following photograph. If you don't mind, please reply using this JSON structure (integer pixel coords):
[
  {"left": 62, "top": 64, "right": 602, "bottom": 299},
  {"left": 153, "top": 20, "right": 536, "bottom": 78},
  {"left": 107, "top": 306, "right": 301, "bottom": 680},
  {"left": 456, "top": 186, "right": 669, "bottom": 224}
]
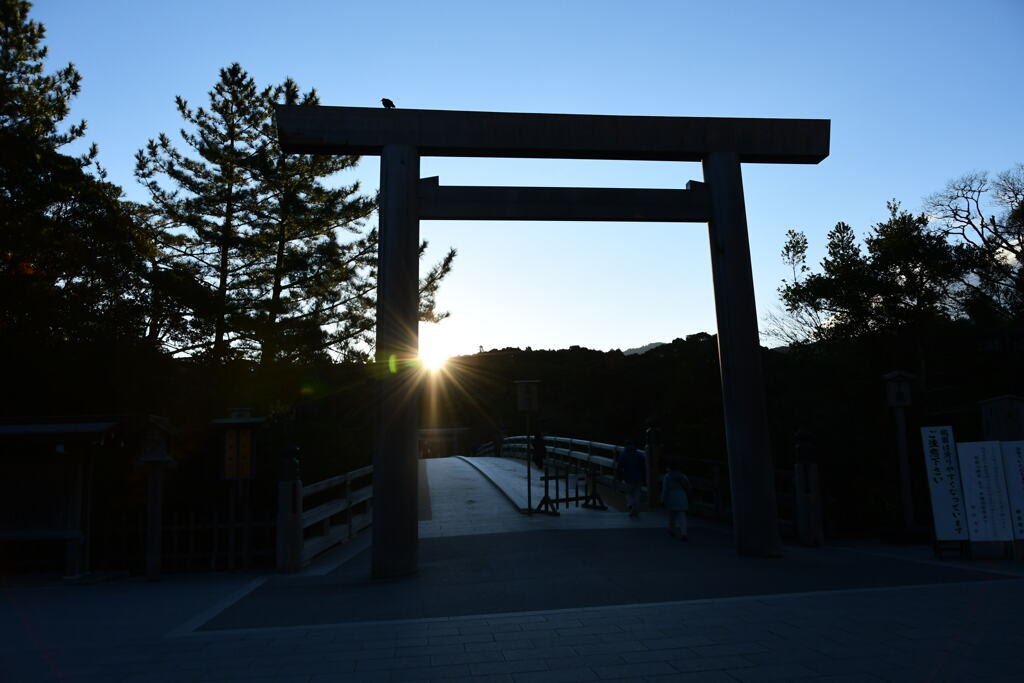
[{"left": 919, "top": 426, "right": 967, "bottom": 541}]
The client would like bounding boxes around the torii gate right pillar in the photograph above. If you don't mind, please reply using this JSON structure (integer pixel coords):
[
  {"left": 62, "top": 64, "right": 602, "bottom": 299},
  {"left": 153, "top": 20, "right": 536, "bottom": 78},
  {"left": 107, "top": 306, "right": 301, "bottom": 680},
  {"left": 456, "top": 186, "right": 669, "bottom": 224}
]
[{"left": 703, "top": 151, "right": 782, "bottom": 557}]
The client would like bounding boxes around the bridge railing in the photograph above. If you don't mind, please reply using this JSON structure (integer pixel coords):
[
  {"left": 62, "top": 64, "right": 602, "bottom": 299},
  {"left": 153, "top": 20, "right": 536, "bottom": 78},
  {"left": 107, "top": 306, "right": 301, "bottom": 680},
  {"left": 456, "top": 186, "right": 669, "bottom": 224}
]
[
  {"left": 476, "top": 436, "right": 639, "bottom": 513},
  {"left": 478, "top": 435, "right": 797, "bottom": 530},
  {"left": 494, "top": 435, "right": 620, "bottom": 472},
  {"left": 276, "top": 462, "right": 373, "bottom": 572},
  {"left": 477, "top": 435, "right": 731, "bottom": 518}
]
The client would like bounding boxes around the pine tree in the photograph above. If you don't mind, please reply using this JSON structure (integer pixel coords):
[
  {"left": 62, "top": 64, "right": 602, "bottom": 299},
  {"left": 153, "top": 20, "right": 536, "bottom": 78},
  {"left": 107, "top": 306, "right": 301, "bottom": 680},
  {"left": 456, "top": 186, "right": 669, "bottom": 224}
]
[
  {"left": 779, "top": 204, "right": 963, "bottom": 343},
  {"left": 1, "top": 0, "right": 150, "bottom": 348},
  {"left": 138, "top": 65, "right": 456, "bottom": 363},
  {"left": 244, "top": 79, "right": 377, "bottom": 363},
  {"left": 135, "top": 63, "right": 273, "bottom": 360}
]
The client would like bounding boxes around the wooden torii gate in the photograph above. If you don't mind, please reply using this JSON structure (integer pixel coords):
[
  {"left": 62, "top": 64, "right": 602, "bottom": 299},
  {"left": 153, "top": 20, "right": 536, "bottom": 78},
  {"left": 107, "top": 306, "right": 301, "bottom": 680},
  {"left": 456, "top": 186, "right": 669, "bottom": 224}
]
[{"left": 275, "top": 106, "right": 830, "bottom": 578}]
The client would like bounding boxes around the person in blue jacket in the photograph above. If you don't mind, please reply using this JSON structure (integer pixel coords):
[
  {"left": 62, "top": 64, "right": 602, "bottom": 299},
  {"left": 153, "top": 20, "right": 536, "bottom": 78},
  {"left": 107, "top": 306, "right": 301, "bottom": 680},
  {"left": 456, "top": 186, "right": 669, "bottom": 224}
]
[
  {"left": 661, "top": 457, "right": 691, "bottom": 540},
  {"left": 616, "top": 444, "right": 646, "bottom": 518}
]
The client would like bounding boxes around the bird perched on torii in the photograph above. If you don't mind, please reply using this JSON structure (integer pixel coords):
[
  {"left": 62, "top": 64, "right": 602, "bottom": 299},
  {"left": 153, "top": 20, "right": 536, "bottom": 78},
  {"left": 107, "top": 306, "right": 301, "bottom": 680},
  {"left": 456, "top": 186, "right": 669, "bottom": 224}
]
[{"left": 381, "top": 98, "right": 395, "bottom": 109}]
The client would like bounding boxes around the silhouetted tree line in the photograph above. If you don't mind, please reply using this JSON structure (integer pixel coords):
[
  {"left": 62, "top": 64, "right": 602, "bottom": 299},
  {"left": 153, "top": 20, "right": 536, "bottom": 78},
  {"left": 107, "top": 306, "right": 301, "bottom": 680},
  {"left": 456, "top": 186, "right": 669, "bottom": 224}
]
[
  {"left": 1, "top": 2, "right": 452, "bottom": 431},
  {"left": 760, "top": 176, "right": 1022, "bottom": 535}
]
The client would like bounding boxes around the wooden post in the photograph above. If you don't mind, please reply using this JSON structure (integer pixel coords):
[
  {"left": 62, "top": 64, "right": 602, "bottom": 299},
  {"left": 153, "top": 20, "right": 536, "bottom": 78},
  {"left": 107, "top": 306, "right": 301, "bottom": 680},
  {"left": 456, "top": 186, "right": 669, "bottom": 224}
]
[
  {"left": 373, "top": 144, "right": 421, "bottom": 578},
  {"left": 345, "top": 474, "right": 353, "bottom": 541},
  {"left": 276, "top": 457, "right": 303, "bottom": 573},
  {"left": 227, "top": 480, "right": 236, "bottom": 570},
  {"left": 81, "top": 456, "right": 94, "bottom": 576},
  {"left": 188, "top": 510, "right": 196, "bottom": 570},
  {"left": 713, "top": 464, "right": 724, "bottom": 518},
  {"left": 210, "top": 505, "right": 218, "bottom": 570},
  {"left": 242, "top": 479, "right": 252, "bottom": 569},
  {"left": 702, "top": 153, "right": 783, "bottom": 558},
  {"left": 794, "top": 462, "right": 824, "bottom": 546},
  {"left": 64, "top": 461, "right": 85, "bottom": 582},
  {"left": 145, "top": 461, "right": 164, "bottom": 580},
  {"left": 893, "top": 405, "right": 914, "bottom": 533}
]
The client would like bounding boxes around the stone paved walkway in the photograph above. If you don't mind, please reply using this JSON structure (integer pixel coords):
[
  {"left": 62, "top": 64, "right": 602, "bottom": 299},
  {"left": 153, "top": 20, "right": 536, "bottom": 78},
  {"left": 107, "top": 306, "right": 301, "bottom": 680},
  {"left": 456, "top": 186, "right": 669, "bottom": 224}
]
[
  {"left": 2, "top": 456, "right": 1022, "bottom": 683},
  {"left": 419, "top": 457, "right": 665, "bottom": 538}
]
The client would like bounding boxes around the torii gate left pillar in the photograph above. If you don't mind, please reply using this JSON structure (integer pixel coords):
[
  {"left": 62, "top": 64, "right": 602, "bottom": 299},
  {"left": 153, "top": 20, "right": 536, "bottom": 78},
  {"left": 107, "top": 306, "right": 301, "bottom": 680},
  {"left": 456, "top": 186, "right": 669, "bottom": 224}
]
[
  {"left": 276, "top": 105, "right": 830, "bottom": 578},
  {"left": 374, "top": 144, "right": 421, "bottom": 577}
]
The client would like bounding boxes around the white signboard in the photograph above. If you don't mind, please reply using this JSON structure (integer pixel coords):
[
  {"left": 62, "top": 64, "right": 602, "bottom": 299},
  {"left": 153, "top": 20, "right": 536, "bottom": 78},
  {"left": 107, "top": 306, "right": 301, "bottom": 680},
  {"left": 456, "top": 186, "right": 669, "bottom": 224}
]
[
  {"left": 919, "top": 427, "right": 968, "bottom": 541},
  {"left": 957, "top": 441, "right": 1013, "bottom": 542},
  {"left": 1001, "top": 441, "right": 1024, "bottom": 540}
]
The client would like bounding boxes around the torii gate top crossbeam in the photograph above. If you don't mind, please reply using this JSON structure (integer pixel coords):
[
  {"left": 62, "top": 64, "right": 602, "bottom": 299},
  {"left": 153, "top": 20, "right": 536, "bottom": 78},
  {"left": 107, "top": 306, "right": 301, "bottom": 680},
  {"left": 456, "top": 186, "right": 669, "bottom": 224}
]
[{"left": 275, "top": 106, "right": 830, "bottom": 164}]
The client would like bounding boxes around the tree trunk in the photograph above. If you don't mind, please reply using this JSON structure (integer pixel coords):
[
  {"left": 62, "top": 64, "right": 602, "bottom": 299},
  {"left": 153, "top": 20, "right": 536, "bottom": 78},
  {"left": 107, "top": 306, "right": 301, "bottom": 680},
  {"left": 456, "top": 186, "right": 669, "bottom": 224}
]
[
  {"left": 145, "top": 262, "right": 163, "bottom": 349},
  {"left": 213, "top": 192, "right": 234, "bottom": 361},
  {"left": 261, "top": 223, "right": 287, "bottom": 365}
]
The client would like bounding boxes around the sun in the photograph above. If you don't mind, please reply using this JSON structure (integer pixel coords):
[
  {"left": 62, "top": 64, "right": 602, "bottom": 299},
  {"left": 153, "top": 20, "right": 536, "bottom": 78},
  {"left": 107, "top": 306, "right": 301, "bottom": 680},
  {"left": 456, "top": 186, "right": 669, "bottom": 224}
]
[
  {"left": 419, "top": 324, "right": 459, "bottom": 372},
  {"left": 420, "top": 349, "right": 449, "bottom": 372}
]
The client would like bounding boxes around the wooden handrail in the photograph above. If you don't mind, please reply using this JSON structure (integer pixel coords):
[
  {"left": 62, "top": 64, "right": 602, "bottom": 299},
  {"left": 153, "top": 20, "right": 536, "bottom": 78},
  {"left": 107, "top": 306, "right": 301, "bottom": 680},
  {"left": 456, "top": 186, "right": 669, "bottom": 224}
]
[
  {"left": 301, "top": 473, "right": 348, "bottom": 498},
  {"left": 277, "top": 463, "right": 373, "bottom": 572}
]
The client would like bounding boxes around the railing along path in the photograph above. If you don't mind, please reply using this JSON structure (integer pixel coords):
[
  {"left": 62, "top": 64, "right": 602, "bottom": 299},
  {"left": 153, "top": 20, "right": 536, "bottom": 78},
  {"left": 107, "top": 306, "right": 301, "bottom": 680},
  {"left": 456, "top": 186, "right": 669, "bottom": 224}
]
[
  {"left": 476, "top": 435, "right": 734, "bottom": 519},
  {"left": 276, "top": 462, "right": 373, "bottom": 572}
]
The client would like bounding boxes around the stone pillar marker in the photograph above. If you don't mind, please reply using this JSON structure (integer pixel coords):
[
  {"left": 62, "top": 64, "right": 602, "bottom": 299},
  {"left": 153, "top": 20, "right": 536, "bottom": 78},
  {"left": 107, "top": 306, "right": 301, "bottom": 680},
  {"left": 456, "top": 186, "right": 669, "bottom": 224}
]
[
  {"left": 701, "top": 152, "right": 782, "bottom": 557},
  {"left": 374, "top": 144, "right": 421, "bottom": 578}
]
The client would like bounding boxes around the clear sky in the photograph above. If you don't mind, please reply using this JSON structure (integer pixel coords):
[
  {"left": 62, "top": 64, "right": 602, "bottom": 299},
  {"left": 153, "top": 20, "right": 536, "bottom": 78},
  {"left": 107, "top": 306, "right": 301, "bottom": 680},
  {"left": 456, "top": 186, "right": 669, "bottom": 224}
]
[{"left": 33, "top": 0, "right": 1024, "bottom": 359}]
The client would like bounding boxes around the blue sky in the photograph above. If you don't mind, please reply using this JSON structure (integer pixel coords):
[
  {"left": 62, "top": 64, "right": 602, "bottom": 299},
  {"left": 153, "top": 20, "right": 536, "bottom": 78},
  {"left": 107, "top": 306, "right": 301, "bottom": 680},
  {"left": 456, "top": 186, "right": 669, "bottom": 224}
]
[{"left": 34, "top": 0, "right": 1024, "bottom": 357}]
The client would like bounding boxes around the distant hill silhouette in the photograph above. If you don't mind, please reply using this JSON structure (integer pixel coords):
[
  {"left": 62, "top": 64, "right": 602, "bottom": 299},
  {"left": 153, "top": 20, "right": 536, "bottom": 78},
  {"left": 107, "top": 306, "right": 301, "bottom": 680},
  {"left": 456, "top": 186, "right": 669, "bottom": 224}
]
[{"left": 623, "top": 341, "right": 666, "bottom": 356}]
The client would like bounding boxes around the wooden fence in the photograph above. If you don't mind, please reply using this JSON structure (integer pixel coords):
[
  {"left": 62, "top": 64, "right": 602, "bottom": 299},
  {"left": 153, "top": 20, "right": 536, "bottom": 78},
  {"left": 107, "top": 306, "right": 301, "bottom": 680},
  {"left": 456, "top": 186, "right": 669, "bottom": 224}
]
[
  {"left": 276, "top": 462, "right": 373, "bottom": 572},
  {"left": 90, "top": 500, "right": 276, "bottom": 575}
]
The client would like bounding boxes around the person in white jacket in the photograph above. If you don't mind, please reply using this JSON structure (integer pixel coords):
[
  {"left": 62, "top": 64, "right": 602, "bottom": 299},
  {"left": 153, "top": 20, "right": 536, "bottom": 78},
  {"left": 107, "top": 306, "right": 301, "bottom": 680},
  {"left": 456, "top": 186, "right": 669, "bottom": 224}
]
[{"left": 660, "top": 459, "right": 691, "bottom": 540}]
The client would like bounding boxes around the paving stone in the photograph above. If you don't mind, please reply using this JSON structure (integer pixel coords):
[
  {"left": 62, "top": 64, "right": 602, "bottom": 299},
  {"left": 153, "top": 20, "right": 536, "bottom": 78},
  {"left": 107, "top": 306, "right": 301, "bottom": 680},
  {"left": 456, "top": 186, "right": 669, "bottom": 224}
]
[
  {"left": 465, "top": 638, "right": 534, "bottom": 652},
  {"left": 503, "top": 646, "right": 579, "bottom": 661},
  {"left": 325, "top": 646, "right": 394, "bottom": 662},
  {"left": 543, "top": 635, "right": 603, "bottom": 647},
  {"left": 640, "top": 636, "right": 714, "bottom": 650},
  {"left": 429, "top": 650, "right": 507, "bottom": 666},
  {"left": 556, "top": 625, "right": 626, "bottom": 637},
  {"left": 487, "top": 615, "right": 551, "bottom": 626},
  {"left": 353, "top": 655, "right": 431, "bottom": 671},
  {"left": 393, "top": 643, "right": 466, "bottom": 657},
  {"left": 573, "top": 640, "right": 648, "bottom": 655},
  {"left": 388, "top": 662, "right": 472, "bottom": 681},
  {"left": 591, "top": 661, "right": 676, "bottom": 679},
  {"left": 511, "top": 667, "right": 600, "bottom": 683},
  {"left": 309, "top": 671, "right": 390, "bottom": 683},
  {"left": 459, "top": 622, "right": 526, "bottom": 635},
  {"left": 668, "top": 656, "right": 754, "bottom": 673},
  {"left": 619, "top": 648, "right": 695, "bottom": 664},
  {"left": 597, "top": 629, "right": 668, "bottom": 642},
  {"left": 689, "top": 641, "right": 772, "bottom": 657},
  {"left": 522, "top": 620, "right": 586, "bottom": 632},
  {"left": 545, "top": 654, "right": 627, "bottom": 670},
  {"left": 645, "top": 673, "right": 737, "bottom": 682},
  {"left": 471, "top": 658, "right": 552, "bottom": 676},
  {"left": 724, "top": 662, "right": 820, "bottom": 681},
  {"left": 425, "top": 633, "right": 495, "bottom": 646},
  {"left": 443, "top": 675, "right": 514, "bottom": 683}
]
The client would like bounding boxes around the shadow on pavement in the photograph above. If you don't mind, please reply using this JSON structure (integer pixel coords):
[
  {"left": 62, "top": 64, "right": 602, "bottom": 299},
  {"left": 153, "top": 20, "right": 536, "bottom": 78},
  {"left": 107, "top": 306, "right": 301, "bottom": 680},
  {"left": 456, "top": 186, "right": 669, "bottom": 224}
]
[{"left": 199, "top": 527, "right": 1013, "bottom": 631}]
